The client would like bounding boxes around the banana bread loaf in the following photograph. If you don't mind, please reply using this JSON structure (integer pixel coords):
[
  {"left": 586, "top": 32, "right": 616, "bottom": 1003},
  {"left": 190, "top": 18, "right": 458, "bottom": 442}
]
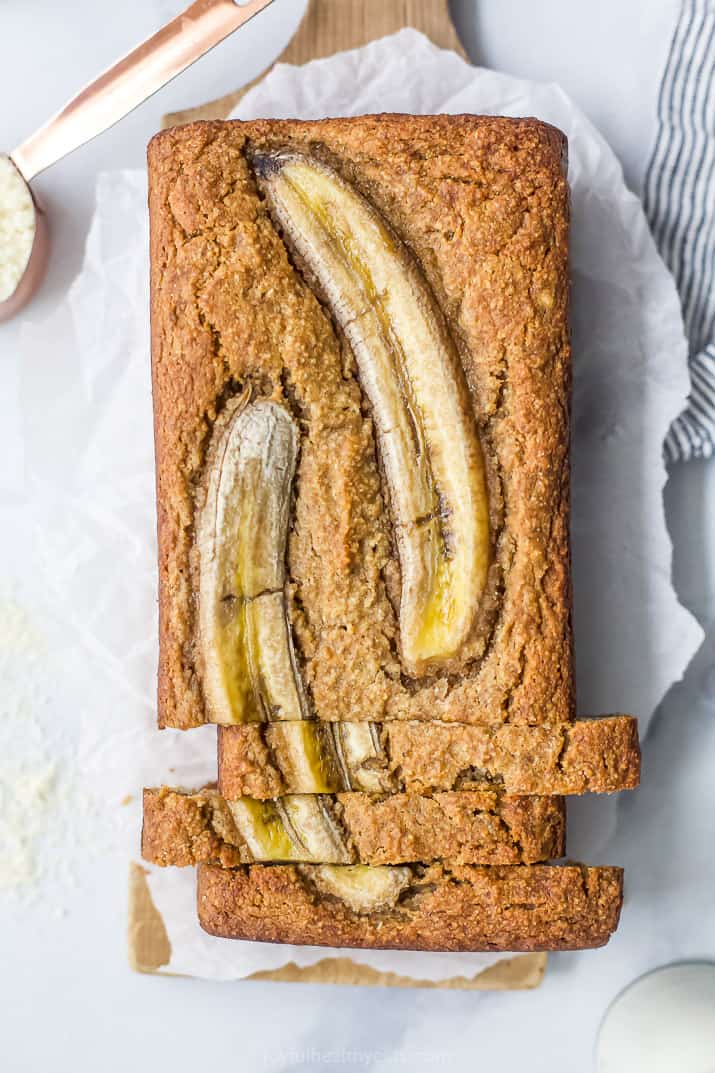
[{"left": 145, "top": 113, "right": 632, "bottom": 955}]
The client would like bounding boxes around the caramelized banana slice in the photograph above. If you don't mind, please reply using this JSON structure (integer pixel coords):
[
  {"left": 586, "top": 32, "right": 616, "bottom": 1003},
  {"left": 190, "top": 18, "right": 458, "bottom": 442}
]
[
  {"left": 244, "top": 592, "right": 308, "bottom": 722},
  {"left": 227, "top": 795, "right": 350, "bottom": 863},
  {"left": 252, "top": 150, "right": 490, "bottom": 673},
  {"left": 305, "top": 864, "right": 412, "bottom": 912},
  {"left": 196, "top": 397, "right": 310, "bottom": 724},
  {"left": 227, "top": 798, "right": 295, "bottom": 861},
  {"left": 277, "top": 795, "right": 351, "bottom": 864},
  {"left": 332, "top": 722, "right": 394, "bottom": 793},
  {"left": 278, "top": 722, "right": 345, "bottom": 793},
  {"left": 276, "top": 722, "right": 394, "bottom": 793}
]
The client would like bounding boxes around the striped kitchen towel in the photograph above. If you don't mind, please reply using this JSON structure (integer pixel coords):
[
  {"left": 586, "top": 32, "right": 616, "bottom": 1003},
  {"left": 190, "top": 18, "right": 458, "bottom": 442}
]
[{"left": 644, "top": 0, "right": 715, "bottom": 461}]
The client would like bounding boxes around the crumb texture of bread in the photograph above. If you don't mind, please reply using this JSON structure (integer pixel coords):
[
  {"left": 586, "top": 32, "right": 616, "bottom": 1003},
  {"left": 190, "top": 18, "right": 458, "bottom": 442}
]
[
  {"left": 141, "top": 787, "right": 246, "bottom": 869},
  {"left": 217, "top": 716, "right": 640, "bottom": 798},
  {"left": 142, "top": 787, "right": 565, "bottom": 867},
  {"left": 196, "top": 862, "right": 623, "bottom": 951},
  {"left": 337, "top": 790, "right": 565, "bottom": 865},
  {"left": 148, "top": 114, "right": 572, "bottom": 730}
]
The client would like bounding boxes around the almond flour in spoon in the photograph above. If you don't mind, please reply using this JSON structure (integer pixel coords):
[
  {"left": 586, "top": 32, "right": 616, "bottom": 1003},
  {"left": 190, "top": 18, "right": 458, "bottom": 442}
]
[{"left": 0, "top": 155, "right": 35, "bottom": 303}]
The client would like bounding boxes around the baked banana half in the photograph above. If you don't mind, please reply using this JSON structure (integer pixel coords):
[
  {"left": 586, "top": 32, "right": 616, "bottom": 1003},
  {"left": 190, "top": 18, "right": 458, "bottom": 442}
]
[
  {"left": 252, "top": 149, "right": 490, "bottom": 674},
  {"left": 196, "top": 395, "right": 310, "bottom": 724}
]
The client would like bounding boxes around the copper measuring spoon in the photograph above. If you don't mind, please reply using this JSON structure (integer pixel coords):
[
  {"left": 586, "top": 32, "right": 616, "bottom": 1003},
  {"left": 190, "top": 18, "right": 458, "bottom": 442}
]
[{"left": 0, "top": 0, "right": 274, "bottom": 323}]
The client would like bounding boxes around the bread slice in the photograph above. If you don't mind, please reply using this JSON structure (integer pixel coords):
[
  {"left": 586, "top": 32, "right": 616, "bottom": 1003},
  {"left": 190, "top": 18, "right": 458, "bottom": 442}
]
[
  {"left": 197, "top": 862, "right": 624, "bottom": 951},
  {"left": 217, "top": 715, "right": 640, "bottom": 798},
  {"left": 142, "top": 787, "right": 566, "bottom": 867},
  {"left": 148, "top": 114, "right": 572, "bottom": 731}
]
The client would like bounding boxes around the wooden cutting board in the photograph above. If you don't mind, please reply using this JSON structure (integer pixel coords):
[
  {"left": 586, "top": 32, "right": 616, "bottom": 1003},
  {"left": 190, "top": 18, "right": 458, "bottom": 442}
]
[
  {"left": 163, "top": 0, "right": 466, "bottom": 128},
  {"left": 151, "top": 0, "right": 546, "bottom": 991}
]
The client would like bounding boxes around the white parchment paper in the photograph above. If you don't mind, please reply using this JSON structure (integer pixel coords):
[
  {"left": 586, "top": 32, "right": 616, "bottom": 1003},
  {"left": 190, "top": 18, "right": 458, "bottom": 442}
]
[{"left": 7, "top": 30, "right": 702, "bottom": 980}]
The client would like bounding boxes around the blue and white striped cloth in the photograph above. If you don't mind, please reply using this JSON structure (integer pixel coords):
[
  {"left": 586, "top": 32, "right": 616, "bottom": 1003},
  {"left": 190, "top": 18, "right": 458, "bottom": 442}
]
[{"left": 644, "top": 0, "right": 715, "bottom": 461}]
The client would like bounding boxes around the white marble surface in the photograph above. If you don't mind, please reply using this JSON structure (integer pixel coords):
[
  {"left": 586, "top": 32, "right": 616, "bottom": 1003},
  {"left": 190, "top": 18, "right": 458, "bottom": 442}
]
[{"left": 1, "top": 2, "right": 714, "bottom": 1070}]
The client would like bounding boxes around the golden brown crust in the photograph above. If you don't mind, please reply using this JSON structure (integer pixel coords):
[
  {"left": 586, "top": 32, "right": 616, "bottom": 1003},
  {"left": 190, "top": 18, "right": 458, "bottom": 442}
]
[
  {"left": 142, "top": 787, "right": 565, "bottom": 867},
  {"left": 148, "top": 114, "right": 572, "bottom": 730},
  {"left": 197, "top": 863, "right": 623, "bottom": 951},
  {"left": 217, "top": 715, "right": 640, "bottom": 798}
]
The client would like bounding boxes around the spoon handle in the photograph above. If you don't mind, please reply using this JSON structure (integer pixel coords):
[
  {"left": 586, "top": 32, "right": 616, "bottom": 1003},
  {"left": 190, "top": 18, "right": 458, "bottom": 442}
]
[{"left": 11, "top": 0, "right": 274, "bottom": 182}]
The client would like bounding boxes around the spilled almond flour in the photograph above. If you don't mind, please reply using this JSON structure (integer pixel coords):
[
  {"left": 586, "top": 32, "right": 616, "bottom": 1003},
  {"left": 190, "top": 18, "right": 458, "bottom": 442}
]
[
  {"left": 0, "top": 595, "right": 102, "bottom": 907},
  {"left": 0, "top": 762, "right": 57, "bottom": 890},
  {"left": 0, "top": 598, "right": 53, "bottom": 893}
]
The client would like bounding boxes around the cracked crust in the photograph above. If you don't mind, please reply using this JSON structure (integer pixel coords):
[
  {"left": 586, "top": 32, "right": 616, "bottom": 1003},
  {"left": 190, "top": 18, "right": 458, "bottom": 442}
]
[
  {"left": 217, "top": 715, "right": 640, "bottom": 797},
  {"left": 148, "top": 114, "right": 573, "bottom": 730},
  {"left": 142, "top": 786, "right": 566, "bottom": 866},
  {"left": 197, "top": 862, "right": 623, "bottom": 951}
]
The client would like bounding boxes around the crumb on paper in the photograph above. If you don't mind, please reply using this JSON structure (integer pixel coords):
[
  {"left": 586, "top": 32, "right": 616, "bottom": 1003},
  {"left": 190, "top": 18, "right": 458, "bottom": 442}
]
[{"left": 120, "top": 794, "right": 133, "bottom": 806}]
